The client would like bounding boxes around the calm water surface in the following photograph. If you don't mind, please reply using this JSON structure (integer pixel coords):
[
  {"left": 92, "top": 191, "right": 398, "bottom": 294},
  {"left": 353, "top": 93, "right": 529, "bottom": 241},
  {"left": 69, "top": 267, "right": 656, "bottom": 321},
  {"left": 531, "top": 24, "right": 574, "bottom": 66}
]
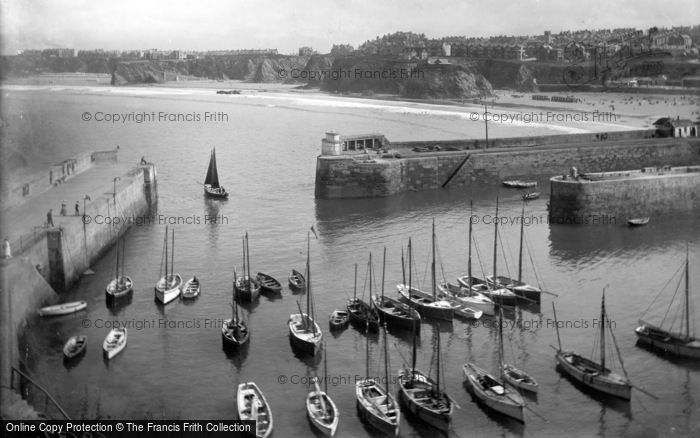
[{"left": 4, "top": 86, "right": 700, "bottom": 437}]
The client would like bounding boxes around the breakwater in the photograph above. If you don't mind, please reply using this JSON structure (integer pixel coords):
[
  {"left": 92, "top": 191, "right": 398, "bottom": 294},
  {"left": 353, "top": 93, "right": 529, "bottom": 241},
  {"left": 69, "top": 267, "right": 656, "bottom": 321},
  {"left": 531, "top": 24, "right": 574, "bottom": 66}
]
[
  {"left": 0, "top": 154, "right": 157, "bottom": 415},
  {"left": 314, "top": 131, "right": 700, "bottom": 198},
  {"left": 548, "top": 165, "right": 700, "bottom": 224}
]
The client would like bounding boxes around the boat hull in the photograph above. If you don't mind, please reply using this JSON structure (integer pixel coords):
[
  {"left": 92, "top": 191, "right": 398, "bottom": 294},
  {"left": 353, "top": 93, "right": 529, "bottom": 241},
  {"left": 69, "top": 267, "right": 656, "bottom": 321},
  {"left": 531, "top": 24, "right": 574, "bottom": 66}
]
[
  {"left": 234, "top": 277, "right": 260, "bottom": 302},
  {"left": 38, "top": 300, "right": 87, "bottom": 316},
  {"left": 103, "top": 328, "right": 127, "bottom": 360},
  {"left": 237, "top": 382, "right": 272, "bottom": 438},
  {"left": 397, "top": 369, "right": 452, "bottom": 432},
  {"left": 635, "top": 326, "right": 700, "bottom": 358},
  {"left": 288, "top": 269, "right": 306, "bottom": 292},
  {"left": 329, "top": 310, "right": 349, "bottom": 330},
  {"left": 155, "top": 274, "right": 182, "bottom": 304},
  {"left": 307, "top": 388, "right": 339, "bottom": 437},
  {"left": 105, "top": 277, "right": 133, "bottom": 300},
  {"left": 355, "top": 378, "right": 400, "bottom": 437},
  {"left": 222, "top": 319, "right": 250, "bottom": 350},
  {"left": 397, "top": 285, "right": 454, "bottom": 321},
  {"left": 204, "top": 185, "right": 229, "bottom": 198},
  {"left": 462, "top": 363, "right": 525, "bottom": 422},
  {"left": 443, "top": 280, "right": 496, "bottom": 316},
  {"left": 555, "top": 351, "right": 631, "bottom": 400},
  {"left": 503, "top": 364, "right": 539, "bottom": 393},
  {"left": 182, "top": 277, "right": 200, "bottom": 299},
  {"left": 374, "top": 296, "right": 421, "bottom": 332},
  {"left": 288, "top": 313, "right": 322, "bottom": 355},
  {"left": 63, "top": 336, "right": 87, "bottom": 359},
  {"left": 257, "top": 272, "right": 282, "bottom": 294},
  {"left": 347, "top": 298, "right": 380, "bottom": 332}
]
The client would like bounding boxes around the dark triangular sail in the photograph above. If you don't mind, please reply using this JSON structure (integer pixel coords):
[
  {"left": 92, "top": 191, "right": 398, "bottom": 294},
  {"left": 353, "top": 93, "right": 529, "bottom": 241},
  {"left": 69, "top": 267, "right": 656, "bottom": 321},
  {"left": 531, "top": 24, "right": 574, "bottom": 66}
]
[{"left": 204, "top": 148, "right": 220, "bottom": 188}]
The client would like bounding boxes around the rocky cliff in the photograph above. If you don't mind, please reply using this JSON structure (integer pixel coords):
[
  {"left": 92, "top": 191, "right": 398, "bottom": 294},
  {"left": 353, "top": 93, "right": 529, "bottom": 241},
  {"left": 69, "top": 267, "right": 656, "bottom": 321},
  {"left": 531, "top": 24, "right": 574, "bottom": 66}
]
[{"left": 321, "top": 57, "right": 493, "bottom": 98}]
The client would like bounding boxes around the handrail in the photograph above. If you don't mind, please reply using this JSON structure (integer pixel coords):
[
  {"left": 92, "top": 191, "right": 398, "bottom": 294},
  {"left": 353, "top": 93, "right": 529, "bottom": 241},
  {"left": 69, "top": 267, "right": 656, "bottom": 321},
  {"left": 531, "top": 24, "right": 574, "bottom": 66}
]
[{"left": 10, "top": 366, "right": 71, "bottom": 420}]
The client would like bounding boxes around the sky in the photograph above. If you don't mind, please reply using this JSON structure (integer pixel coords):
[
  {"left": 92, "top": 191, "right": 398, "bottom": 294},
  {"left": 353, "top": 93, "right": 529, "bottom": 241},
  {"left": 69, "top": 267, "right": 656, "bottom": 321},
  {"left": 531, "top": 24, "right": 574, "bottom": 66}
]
[{"left": 1, "top": 0, "right": 698, "bottom": 55}]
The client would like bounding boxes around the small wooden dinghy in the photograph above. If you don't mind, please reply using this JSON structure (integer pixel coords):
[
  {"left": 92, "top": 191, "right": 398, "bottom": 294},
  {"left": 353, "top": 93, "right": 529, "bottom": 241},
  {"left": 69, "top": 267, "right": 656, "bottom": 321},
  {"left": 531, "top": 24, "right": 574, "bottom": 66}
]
[
  {"left": 329, "top": 309, "right": 349, "bottom": 330},
  {"left": 38, "top": 301, "right": 87, "bottom": 317},
  {"left": 522, "top": 192, "right": 540, "bottom": 200},
  {"left": 463, "top": 363, "right": 525, "bottom": 421},
  {"left": 628, "top": 217, "right": 650, "bottom": 227},
  {"left": 237, "top": 382, "right": 273, "bottom": 438},
  {"left": 503, "top": 180, "right": 537, "bottom": 188},
  {"left": 288, "top": 269, "right": 306, "bottom": 292},
  {"left": 103, "top": 328, "right": 127, "bottom": 359},
  {"left": 256, "top": 272, "right": 282, "bottom": 294},
  {"left": 63, "top": 335, "right": 87, "bottom": 359},
  {"left": 454, "top": 305, "right": 483, "bottom": 320},
  {"left": 182, "top": 276, "right": 201, "bottom": 299},
  {"left": 307, "top": 377, "right": 339, "bottom": 437},
  {"left": 503, "top": 363, "right": 539, "bottom": 393}
]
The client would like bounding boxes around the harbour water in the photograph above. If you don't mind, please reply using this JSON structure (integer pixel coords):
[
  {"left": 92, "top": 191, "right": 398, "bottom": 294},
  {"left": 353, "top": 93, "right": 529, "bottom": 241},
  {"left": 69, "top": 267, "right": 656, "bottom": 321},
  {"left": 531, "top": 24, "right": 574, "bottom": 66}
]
[{"left": 4, "top": 86, "right": 700, "bottom": 437}]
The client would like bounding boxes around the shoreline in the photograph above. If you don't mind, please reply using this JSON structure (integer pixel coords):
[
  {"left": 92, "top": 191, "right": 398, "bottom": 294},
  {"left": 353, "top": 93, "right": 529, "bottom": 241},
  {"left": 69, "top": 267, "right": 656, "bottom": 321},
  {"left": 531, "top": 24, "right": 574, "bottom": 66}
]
[{"left": 4, "top": 74, "right": 698, "bottom": 128}]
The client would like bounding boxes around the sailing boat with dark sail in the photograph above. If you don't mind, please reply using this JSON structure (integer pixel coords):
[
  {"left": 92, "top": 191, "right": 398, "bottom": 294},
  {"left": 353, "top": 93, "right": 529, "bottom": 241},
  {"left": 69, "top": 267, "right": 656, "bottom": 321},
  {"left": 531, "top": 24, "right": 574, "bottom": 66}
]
[
  {"left": 203, "top": 147, "right": 228, "bottom": 198},
  {"left": 105, "top": 236, "right": 133, "bottom": 300},
  {"left": 397, "top": 322, "right": 453, "bottom": 432},
  {"left": 635, "top": 248, "right": 699, "bottom": 358},
  {"left": 234, "top": 232, "right": 260, "bottom": 302},
  {"left": 223, "top": 267, "right": 250, "bottom": 350},
  {"left": 463, "top": 307, "right": 525, "bottom": 421},
  {"left": 154, "top": 226, "right": 182, "bottom": 304},
  {"left": 374, "top": 247, "right": 421, "bottom": 332},
  {"left": 553, "top": 292, "right": 632, "bottom": 400},
  {"left": 289, "top": 232, "right": 323, "bottom": 355},
  {"left": 356, "top": 322, "right": 400, "bottom": 436},
  {"left": 347, "top": 259, "right": 380, "bottom": 332}
]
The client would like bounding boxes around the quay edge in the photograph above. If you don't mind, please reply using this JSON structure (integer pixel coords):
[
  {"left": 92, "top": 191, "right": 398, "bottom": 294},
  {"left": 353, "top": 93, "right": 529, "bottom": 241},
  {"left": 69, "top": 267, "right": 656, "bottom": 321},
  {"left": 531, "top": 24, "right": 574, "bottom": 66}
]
[{"left": 314, "top": 130, "right": 700, "bottom": 199}]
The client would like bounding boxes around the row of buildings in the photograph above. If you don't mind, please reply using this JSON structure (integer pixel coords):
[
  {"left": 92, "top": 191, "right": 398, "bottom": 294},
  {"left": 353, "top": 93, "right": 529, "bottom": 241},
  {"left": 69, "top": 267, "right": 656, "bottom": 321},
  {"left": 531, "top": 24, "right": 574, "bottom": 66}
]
[{"left": 18, "top": 48, "right": 280, "bottom": 60}]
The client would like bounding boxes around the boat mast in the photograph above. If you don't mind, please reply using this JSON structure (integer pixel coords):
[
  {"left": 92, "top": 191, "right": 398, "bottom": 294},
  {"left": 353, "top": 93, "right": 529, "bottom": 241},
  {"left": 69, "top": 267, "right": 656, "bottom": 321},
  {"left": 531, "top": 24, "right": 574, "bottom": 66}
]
[
  {"left": 241, "top": 236, "right": 246, "bottom": 282},
  {"left": 306, "top": 232, "right": 312, "bottom": 332},
  {"left": 552, "top": 302, "right": 562, "bottom": 351},
  {"left": 369, "top": 252, "right": 373, "bottom": 307},
  {"left": 409, "top": 238, "right": 417, "bottom": 376},
  {"left": 324, "top": 342, "right": 328, "bottom": 394},
  {"left": 115, "top": 234, "right": 120, "bottom": 282},
  {"left": 401, "top": 247, "right": 406, "bottom": 285},
  {"left": 432, "top": 218, "right": 437, "bottom": 301},
  {"left": 381, "top": 247, "right": 386, "bottom": 302},
  {"left": 245, "top": 232, "right": 251, "bottom": 282},
  {"left": 353, "top": 262, "right": 358, "bottom": 302},
  {"left": 365, "top": 320, "right": 370, "bottom": 379},
  {"left": 518, "top": 202, "right": 525, "bottom": 283},
  {"left": 171, "top": 228, "right": 175, "bottom": 277},
  {"left": 600, "top": 290, "right": 606, "bottom": 371},
  {"left": 164, "top": 226, "right": 169, "bottom": 280},
  {"left": 493, "top": 198, "right": 499, "bottom": 289},
  {"left": 468, "top": 201, "right": 473, "bottom": 290},
  {"left": 383, "top": 323, "right": 390, "bottom": 395},
  {"left": 120, "top": 238, "right": 126, "bottom": 279},
  {"left": 498, "top": 308, "right": 505, "bottom": 382},
  {"left": 436, "top": 325, "right": 442, "bottom": 398},
  {"left": 685, "top": 245, "right": 690, "bottom": 340}
]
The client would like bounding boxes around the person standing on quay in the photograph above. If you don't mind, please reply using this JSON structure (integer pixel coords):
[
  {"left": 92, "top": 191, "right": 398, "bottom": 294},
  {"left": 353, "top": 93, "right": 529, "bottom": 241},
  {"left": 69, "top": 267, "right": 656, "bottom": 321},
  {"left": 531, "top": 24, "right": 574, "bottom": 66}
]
[
  {"left": 47, "top": 209, "right": 54, "bottom": 227},
  {"left": 75, "top": 201, "right": 80, "bottom": 216},
  {"left": 60, "top": 200, "right": 67, "bottom": 216},
  {"left": 3, "top": 237, "right": 11, "bottom": 259}
]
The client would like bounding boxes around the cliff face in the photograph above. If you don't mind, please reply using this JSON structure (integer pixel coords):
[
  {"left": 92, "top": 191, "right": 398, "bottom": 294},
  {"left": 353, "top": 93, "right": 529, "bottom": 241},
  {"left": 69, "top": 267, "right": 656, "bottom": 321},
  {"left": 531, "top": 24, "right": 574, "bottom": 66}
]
[
  {"left": 322, "top": 57, "right": 493, "bottom": 98},
  {"left": 109, "top": 55, "right": 332, "bottom": 85}
]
